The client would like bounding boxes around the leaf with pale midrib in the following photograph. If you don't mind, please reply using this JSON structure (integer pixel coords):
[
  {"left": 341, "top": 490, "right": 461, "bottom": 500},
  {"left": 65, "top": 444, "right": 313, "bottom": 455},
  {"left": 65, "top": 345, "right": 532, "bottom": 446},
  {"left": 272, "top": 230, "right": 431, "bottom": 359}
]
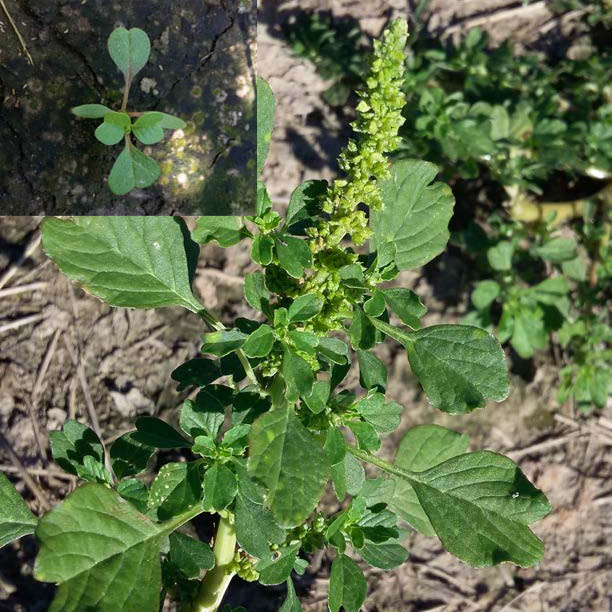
[{"left": 41, "top": 216, "right": 203, "bottom": 312}]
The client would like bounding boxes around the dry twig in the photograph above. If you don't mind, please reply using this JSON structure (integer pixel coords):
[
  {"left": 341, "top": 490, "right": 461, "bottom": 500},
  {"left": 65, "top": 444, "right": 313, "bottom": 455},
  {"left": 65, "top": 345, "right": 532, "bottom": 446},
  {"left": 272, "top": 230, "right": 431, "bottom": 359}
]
[{"left": 0, "top": 231, "right": 41, "bottom": 290}]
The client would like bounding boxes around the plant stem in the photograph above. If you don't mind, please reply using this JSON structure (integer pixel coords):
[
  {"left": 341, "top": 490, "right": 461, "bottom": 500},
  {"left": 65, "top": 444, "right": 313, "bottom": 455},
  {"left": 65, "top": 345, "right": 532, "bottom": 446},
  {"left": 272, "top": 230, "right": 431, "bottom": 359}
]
[
  {"left": 121, "top": 73, "right": 132, "bottom": 112},
  {"left": 347, "top": 445, "right": 417, "bottom": 480},
  {"left": 192, "top": 514, "right": 237, "bottom": 612}
]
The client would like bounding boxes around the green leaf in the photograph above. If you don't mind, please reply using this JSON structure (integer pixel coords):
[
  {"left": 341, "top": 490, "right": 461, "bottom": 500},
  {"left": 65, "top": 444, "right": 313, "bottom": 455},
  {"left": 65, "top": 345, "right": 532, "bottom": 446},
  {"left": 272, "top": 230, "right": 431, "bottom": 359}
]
[
  {"left": 510, "top": 308, "right": 548, "bottom": 358},
  {"left": 354, "top": 393, "right": 403, "bottom": 434},
  {"left": 179, "top": 385, "right": 233, "bottom": 438},
  {"left": 256, "top": 542, "right": 300, "bottom": 585},
  {"left": 243, "top": 324, "right": 276, "bottom": 358},
  {"left": 72, "top": 104, "right": 112, "bottom": 118},
  {"left": 350, "top": 306, "right": 376, "bottom": 350},
  {"left": 148, "top": 462, "right": 202, "bottom": 520},
  {"left": 248, "top": 403, "right": 329, "bottom": 528},
  {"left": 381, "top": 288, "right": 427, "bottom": 329},
  {"left": 251, "top": 233, "right": 274, "bottom": 266},
  {"left": 108, "top": 143, "right": 160, "bottom": 195},
  {"left": 275, "top": 235, "right": 312, "bottom": 278},
  {"left": 133, "top": 416, "right": 192, "bottom": 449},
  {"left": 324, "top": 427, "right": 347, "bottom": 465},
  {"left": 49, "top": 420, "right": 104, "bottom": 477},
  {"left": 193, "top": 216, "right": 249, "bottom": 247},
  {"left": 328, "top": 554, "right": 367, "bottom": 612},
  {"left": 390, "top": 451, "right": 552, "bottom": 567},
  {"left": 234, "top": 464, "right": 286, "bottom": 558},
  {"left": 490, "top": 105, "right": 510, "bottom": 140},
  {"left": 286, "top": 180, "right": 326, "bottom": 227},
  {"left": 132, "top": 112, "right": 164, "bottom": 145},
  {"left": 171, "top": 358, "right": 223, "bottom": 391},
  {"left": 303, "top": 380, "right": 331, "bottom": 414},
  {"left": 282, "top": 346, "right": 314, "bottom": 402},
  {"left": 363, "top": 290, "right": 386, "bottom": 317},
  {"left": 203, "top": 463, "right": 237, "bottom": 511},
  {"left": 201, "top": 329, "right": 247, "bottom": 357},
  {"left": 317, "top": 338, "right": 350, "bottom": 365},
  {"left": 95, "top": 111, "right": 131, "bottom": 145},
  {"left": 159, "top": 112, "right": 186, "bottom": 130},
  {"left": 116, "top": 478, "right": 148, "bottom": 512},
  {"left": 357, "top": 349, "right": 387, "bottom": 392},
  {"left": 390, "top": 425, "right": 470, "bottom": 536},
  {"left": 359, "top": 540, "right": 408, "bottom": 569},
  {"left": 288, "top": 293, "right": 323, "bottom": 323},
  {"left": 370, "top": 319, "right": 509, "bottom": 414},
  {"left": 257, "top": 77, "right": 275, "bottom": 176},
  {"left": 349, "top": 421, "right": 381, "bottom": 452},
  {"left": 110, "top": 432, "right": 155, "bottom": 479},
  {"left": 487, "top": 241, "right": 513, "bottom": 271},
  {"left": 371, "top": 160, "right": 454, "bottom": 270},
  {"left": 41, "top": 217, "right": 203, "bottom": 312},
  {"left": 244, "top": 271, "right": 270, "bottom": 313},
  {"left": 472, "top": 280, "right": 501, "bottom": 310},
  {"left": 331, "top": 452, "right": 365, "bottom": 501},
  {"left": 35, "top": 484, "right": 165, "bottom": 612},
  {"left": 168, "top": 532, "right": 215, "bottom": 578},
  {"left": 534, "top": 237, "right": 577, "bottom": 263},
  {"left": 280, "top": 579, "right": 303, "bottom": 612},
  {"left": 0, "top": 473, "right": 37, "bottom": 548},
  {"left": 107, "top": 27, "right": 151, "bottom": 80}
]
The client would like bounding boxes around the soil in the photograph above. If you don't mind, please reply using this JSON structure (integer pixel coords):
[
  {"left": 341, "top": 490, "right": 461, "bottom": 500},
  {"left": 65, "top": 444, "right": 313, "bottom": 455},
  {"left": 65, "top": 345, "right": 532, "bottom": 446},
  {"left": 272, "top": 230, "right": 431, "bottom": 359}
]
[
  {"left": 0, "top": 0, "right": 256, "bottom": 215},
  {"left": 1, "top": 1, "right": 611, "bottom": 612}
]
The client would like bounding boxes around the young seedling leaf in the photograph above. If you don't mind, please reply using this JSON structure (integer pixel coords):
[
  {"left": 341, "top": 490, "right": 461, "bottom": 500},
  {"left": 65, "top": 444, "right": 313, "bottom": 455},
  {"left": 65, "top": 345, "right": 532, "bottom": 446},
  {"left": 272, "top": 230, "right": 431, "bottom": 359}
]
[
  {"left": 41, "top": 216, "right": 204, "bottom": 312},
  {"left": 180, "top": 385, "right": 233, "bottom": 438},
  {"left": 107, "top": 27, "right": 151, "bottom": 81},
  {"left": 95, "top": 111, "right": 131, "bottom": 145},
  {"left": 371, "top": 160, "right": 454, "bottom": 270},
  {"left": 244, "top": 271, "right": 270, "bottom": 313},
  {"left": 35, "top": 484, "right": 166, "bottom": 612},
  {"left": 0, "top": 473, "right": 37, "bottom": 549},
  {"left": 487, "top": 241, "right": 513, "bottom": 271},
  {"left": 369, "top": 319, "right": 509, "bottom": 413},
  {"left": 282, "top": 346, "right": 314, "bottom": 402},
  {"left": 257, "top": 76, "right": 275, "bottom": 176},
  {"left": 72, "top": 103, "right": 112, "bottom": 118},
  {"left": 132, "top": 112, "right": 164, "bottom": 145},
  {"left": 159, "top": 112, "right": 187, "bottom": 130},
  {"left": 193, "top": 216, "right": 249, "bottom": 247},
  {"left": 285, "top": 180, "right": 327, "bottom": 227},
  {"left": 354, "top": 393, "right": 403, "bottom": 434},
  {"left": 248, "top": 403, "right": 329, "bottom": 528},
  {"left": 108, "top": 143, "right": 160, "bottom": 195},
  {"left": 472, "top": 280, "right": 501, "bottom": 310},
  {"left": 357, "top": 349, "right": 387, "bottom": 392},
  {"left": 389, "top": 424, "right": 470, "bottom": 536}
]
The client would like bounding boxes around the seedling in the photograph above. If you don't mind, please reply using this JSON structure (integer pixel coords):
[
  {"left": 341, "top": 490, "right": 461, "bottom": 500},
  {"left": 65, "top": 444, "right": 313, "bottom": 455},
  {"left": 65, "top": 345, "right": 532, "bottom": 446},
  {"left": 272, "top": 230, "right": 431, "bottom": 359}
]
[
  {"left": 72, "top": 27, "right": 186, "bottom": 195},
  {"left": 0, "top": 21, "right": 551, "bottom": 612}
]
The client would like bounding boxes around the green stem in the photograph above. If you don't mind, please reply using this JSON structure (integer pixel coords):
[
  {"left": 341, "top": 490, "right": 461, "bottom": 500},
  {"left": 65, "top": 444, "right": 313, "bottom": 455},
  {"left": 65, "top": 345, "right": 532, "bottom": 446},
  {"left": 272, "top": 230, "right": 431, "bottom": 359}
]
[
  {"left": 121, "top": 72, "right": 132, "bottom": 112},
  {"left": 192, "top": 513, "right": 237, "bottom": 612}
]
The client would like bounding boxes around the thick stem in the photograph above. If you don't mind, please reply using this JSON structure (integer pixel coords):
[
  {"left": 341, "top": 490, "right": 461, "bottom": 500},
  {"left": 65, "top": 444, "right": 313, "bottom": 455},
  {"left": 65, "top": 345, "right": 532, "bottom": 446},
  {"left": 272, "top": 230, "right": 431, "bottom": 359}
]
[{"left": 192, "top": 514, "right": 237, "bottom": 612}]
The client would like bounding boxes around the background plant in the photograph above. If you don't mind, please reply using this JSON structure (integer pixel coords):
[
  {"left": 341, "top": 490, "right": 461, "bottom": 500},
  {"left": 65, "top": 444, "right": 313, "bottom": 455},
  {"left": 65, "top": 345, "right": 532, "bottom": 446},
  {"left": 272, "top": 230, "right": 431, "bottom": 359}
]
[
  {"left": 0, "top": 20, "right": 551, "bottom": 612},
  {"left": 72, "top": 27, "right": 186, "bottom": 195},
  {"left": 285, "top": 9, "right": 611, "bottom": 413}
]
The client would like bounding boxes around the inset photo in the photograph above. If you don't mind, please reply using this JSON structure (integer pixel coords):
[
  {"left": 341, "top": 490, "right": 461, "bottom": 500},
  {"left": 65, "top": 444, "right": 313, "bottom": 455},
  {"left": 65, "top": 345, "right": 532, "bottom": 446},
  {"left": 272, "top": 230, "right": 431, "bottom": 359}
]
[{"left": 0, "top": 0, "right": 256, "bottom": 215}]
